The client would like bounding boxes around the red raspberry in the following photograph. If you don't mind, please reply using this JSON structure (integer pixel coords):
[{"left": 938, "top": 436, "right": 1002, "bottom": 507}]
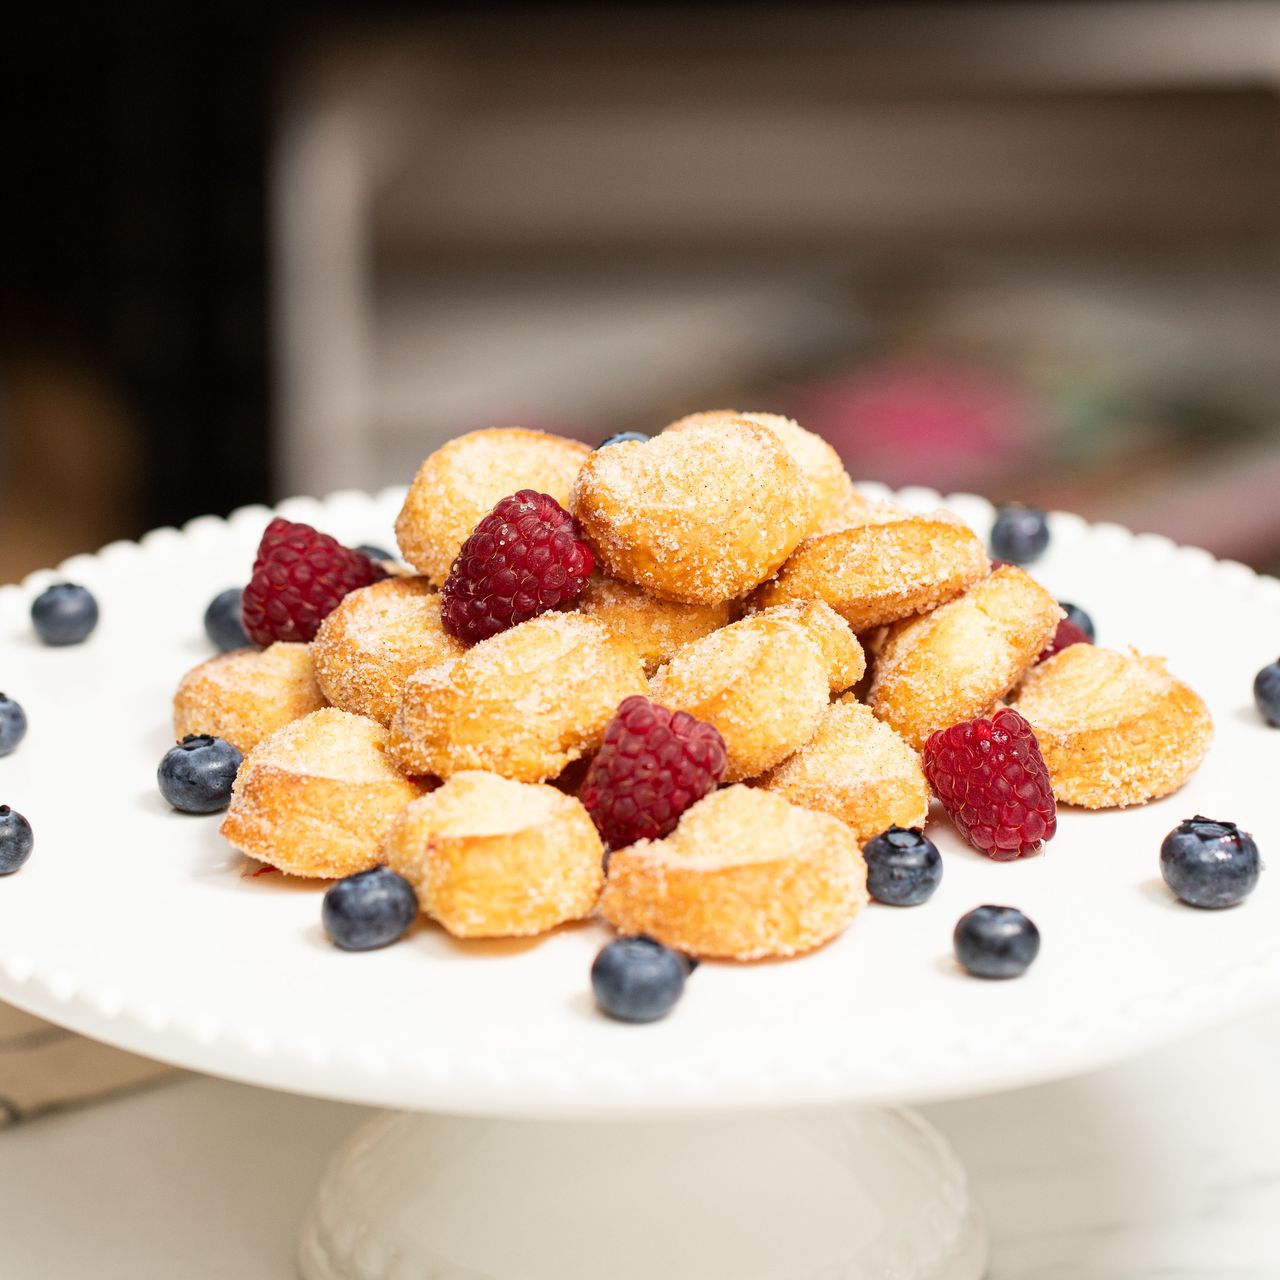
[
  {"left": 922, "top": 707, "right": 1056, "bottom": 861},
  {"left": 1037, "top": 617, "right": 1092, "bottom": 664},
  {"left": 441, "top": 490, "right": 593, "bottom": 643},
  {"left": 241, "top": 518, "right": 386, "bottom": 646},
  {"left": 579, "top": 696, "right": 727, "bottom": 849}
]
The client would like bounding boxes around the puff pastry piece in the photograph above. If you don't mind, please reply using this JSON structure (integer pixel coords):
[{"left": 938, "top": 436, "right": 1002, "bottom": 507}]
[
  {"left": 664, "top": 409, "right": 859, "bottom": 538},
  {"left": 748, "top": 600, "right": 865, "bottom": 694},
  {"left": 172, "top": 642, "right": 327, "bottom": 754},
  {"left": 388, "top": 613, "right": 646, "bottom": 783},
  {"left": 649, "top": 611, "right": 854, "bottom": 781},
  {"left": 573, "top": 575, "right": 733, "bottom": 676},
  {"left": 868, "top": 566, "right": 1062, "bottom": 749},
  {"left": 221, "top": 708, "right": 426, "bottom": 878},
  {"left": 600, "top": 786, "right": 868, "bottom": 960},
  {"left": 311, "top": 576, "right": 464, "bottom": 726},
  {"left": 571, "top": 418, "right": 811, "bottom": 604},
  {"left": 751, "top": 507, "right": 988, "bottom": 632},
  {"left": 395, "top": 428, "right": 589, "bottom": 584},
  {"left": 758, "top": 697, "right": 929, "bottom": 844},
  {"left": 1011, "top": 644, "right": 1213, "bottom": 808},
  {"left": 383, "top": 771, "right": 604, "bottom": 937}
]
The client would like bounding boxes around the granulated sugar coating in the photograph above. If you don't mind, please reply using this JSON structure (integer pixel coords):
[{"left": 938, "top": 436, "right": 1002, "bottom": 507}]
[
  {"left": 649, "top": 613, "right": 831, "bottom": 782},
  {"left": 220, "top": 708, "right": 427, "bottom": 879},
  {"left": 748, "top": 600, "right": 865, "bottom": 693},
  {"left": 599, "top": 785, "right": 868, "bottom": 960},
  {"left": 173, "top": 641, "right": 328, "bottom": 753},
  {"left": 388, "top": 613, "right": 647, "bottom": 783},
  {"left": 664, "top": 409, "right": 859, "bottom": 537},
  {"left": 383, "top": 771, "right": 604, "bottom": 937},
  {"left": 759, "top": 698, "right": 929, "bottom": 845},
  {"left": 311, "top": 576, "right": 464, "bottom": 726},
  {"left": 751, "top": 509, "right": 988, "bottom": 633},
  {"left": 571, "top": 419, "right": 812, "bottom": 604},
  {"left": 255, "top": 707, "right": 408, "bottom": 784},
  {"left": 1012, "top": 644, "right": 1213, "bottom": 809},
  {"left": 572, "top": 575, "right": 733, "bottom": 676},
  {"left": 395, "top": 428, "right": 590, "bottom": 585},
  {"left": 868, "top": 566, "right": 1062, "bottom": 749}
]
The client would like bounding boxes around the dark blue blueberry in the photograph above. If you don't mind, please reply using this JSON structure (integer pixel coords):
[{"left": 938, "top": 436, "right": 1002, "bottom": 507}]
[
  {"left": 31, "top": 582, "right": 99, "bottom": 646},
  {"left": 1160, "top": 816, "right": 1260, "bottom": 909},
  {"left": 631, "top": 933, "right": 699, "bottom": 975},
  {"left": 863, "top": 826, "right": 943, "bottom": 906},
  {"left": 1254, "top": 660, "right": 1280, "bottom": 728},
  {"left": 354, "top": 545, "right": 394, "bottom": 563},
  {"left": 0, "top": 806, "right": 33, "bottom": 875},
  {"left": 989, "top": 506, "right": 1050, "bottom": 566},
  {"left": 157, "top": 734, "right": 243, "bottom": 814},
  {"left": 204, "top": 587, "right": 250, "bottom": 652},
  {"left": 596, "top": 432, "right": 649, "bottom": 450},
  {"left": 322, "top": 867, "right": 418, "bottom": 951},
  {"left": 591, "top": 935, "right": 686, "bottom": 1022},
  {"left": 0, "top": 693, "right": 27, "bottom": 757},
  {"left": 954, "top": 905, "right": 1040, "bottom": 978},
  {"left": 1059, "top": 602, "right": 1096, "bottom": 643}
]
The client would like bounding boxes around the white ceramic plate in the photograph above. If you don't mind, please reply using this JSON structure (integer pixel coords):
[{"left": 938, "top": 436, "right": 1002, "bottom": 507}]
[{"left": 1, "top": 487, "right": 1277, "bottom": 1117}]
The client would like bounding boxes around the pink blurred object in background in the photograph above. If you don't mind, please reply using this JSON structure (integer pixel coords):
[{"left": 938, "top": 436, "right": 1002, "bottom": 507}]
[{"left": 784, "top": 360, "right": 1050, "bottom": 493}]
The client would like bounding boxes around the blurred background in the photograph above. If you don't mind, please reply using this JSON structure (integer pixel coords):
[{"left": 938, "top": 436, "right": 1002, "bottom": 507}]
[{"left": 4, "top": 1, "right": 1280, "bottom": 582}]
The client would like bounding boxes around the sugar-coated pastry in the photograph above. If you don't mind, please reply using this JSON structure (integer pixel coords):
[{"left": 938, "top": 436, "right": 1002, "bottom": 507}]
[
  {"left": 751, "top": 507, "right": 988, "bottom": 632},
  {"left": 388, "top": 613, "right": 647, "bottom": 782},
  {"left": 868, "top": 566, "right": 1062, "bottom": 749},
  {"left": 221, "top": 708, "right": 426, "bottom": 878},
  {"left": 811, "top": 489, "right": 879, "bottom": 536},
  {"left": 749, "top": 600, "right": 865, "bottom": 694},
  {"left": 664, "top": 409, "right": 858, "bottom": 538},
  {"left": 395, "top": 428, "right": 590, "bottom": 584},
  {"left": 599, "top": 785, "right": 868, "bottom": 960},
  {"left": 649, "top": 612, "right": 843, "bottom": 781},
  {"left": 1011, "top": 644, "right": 1213, "bottom": 808},
  {"left": 173, "top": 642, "right": 327, "bottom": 754},
  {"left": 311, "top": 576, "right": 464, "bottom": 726},
  {"left": 573, "top": 575, "right": 733, "bottom": 676},
  {"left": 571, "top": 418, "right": 811, "bottom": 604},
  {"left": 758, "top": 697, "right": 929, "bottom": 844},
  {"left": 383, "top": 771, "right": 604, "bottom": 937}
]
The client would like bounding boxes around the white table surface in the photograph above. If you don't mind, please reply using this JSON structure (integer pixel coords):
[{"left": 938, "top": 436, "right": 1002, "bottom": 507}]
[{"left": 2, "top": 1005, "right": 1278, "bottom": 1280}]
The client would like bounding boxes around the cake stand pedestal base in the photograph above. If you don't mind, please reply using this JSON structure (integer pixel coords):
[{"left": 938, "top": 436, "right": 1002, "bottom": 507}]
[{"left": 297, "top": 1106, "right": 987, "bottom": 1279}]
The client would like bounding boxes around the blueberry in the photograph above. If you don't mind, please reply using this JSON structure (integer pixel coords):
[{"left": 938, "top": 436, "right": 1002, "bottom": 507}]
[
  {"left": 31, "top": 582, "right": 99, "bottom": 646},
  {"left": 989, "top": 506, "right": 1050, "bottom": 566},
  {"left": 0, "top": 694, "right": 27, "bottom": 758},
  {"left": 0, "top": 806, "right": 33, "bottom": 875},
  {"left": 157, "top": 735, "right": 243, "bottom": 813},
  {"left": 954, "top": 905, "right": 1040, "bottom": 978},
  {"left": 1254, "top": 660, "right": 1280, "bottom": 728},
  {"left": 863, "top": 825, "right": 942, "bottom": 906},
  {"left": 596, "top": 431, "right": 649, "bottom": 450},
  {"left": 354, "top": 544, "right": 394, "bottom": 563},
  {"left": 204, "top": 587, "right": 250, "bottom": 652},
  {"left": 321, "top": 866, "right": 418, "bottom": 950},
  {"left": 1059, "top": 602, "right": 1095, "bottom": 643},
  {"left": 591, "top": 935, "right": 686, "bottom": 1022},
  {"left": 1160, "top": 816, "right": 1261, "bottom": 909}
]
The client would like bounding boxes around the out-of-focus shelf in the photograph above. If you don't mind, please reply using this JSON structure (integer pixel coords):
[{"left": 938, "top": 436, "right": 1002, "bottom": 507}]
[
  {"left": 365, "top": 268, "right": 860, "bottom": 478},
  {"left": 274, "top": 2, "right": 1280, "bottom": 528}
]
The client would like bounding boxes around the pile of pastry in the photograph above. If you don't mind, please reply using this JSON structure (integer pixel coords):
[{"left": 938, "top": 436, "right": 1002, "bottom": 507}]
[{"left": 171, "top": 412, "right": 1212, "bottom": 961}]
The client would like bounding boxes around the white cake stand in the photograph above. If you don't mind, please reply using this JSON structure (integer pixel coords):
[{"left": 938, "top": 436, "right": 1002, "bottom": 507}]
[{"left": 2, "top": 486, "right": 1278, "bottom": 1280}]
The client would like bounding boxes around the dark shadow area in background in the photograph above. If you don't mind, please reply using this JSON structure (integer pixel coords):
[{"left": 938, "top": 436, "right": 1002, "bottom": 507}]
[{"left": 2, "top": 11, "right": 276, "bottom": 551}]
